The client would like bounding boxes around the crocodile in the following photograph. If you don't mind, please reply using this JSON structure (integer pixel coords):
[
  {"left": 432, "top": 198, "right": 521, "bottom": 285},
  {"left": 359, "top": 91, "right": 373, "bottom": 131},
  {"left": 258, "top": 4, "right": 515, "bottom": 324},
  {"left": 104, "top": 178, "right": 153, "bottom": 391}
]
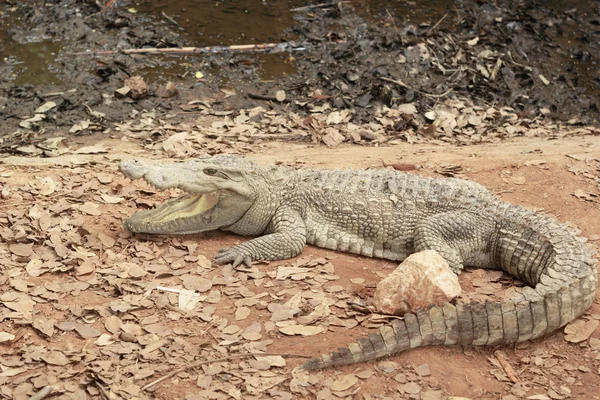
[{"left": 119, "top": 155, "right": 598, "bottom": 370}]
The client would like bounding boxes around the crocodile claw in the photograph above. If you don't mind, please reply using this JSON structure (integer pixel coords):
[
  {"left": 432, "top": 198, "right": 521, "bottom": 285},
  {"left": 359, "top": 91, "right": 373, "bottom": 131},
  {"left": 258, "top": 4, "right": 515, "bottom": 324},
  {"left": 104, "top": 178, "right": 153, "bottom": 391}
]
[{"left": 213, "top": 247, "right": 253, "bottom": 268}]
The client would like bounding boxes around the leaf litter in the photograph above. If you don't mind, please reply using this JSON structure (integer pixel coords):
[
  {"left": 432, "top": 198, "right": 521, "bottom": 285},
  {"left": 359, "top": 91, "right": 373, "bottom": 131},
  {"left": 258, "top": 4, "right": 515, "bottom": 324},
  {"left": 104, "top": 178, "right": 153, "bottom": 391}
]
[{"left": 1, "top": 132, "right": 599, "bottom": 399}]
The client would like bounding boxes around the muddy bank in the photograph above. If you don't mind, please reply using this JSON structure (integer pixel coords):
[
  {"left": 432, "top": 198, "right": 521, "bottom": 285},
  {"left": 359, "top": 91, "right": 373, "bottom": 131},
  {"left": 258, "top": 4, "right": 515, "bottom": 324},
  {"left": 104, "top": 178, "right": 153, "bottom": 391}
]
[{"left": 0, "top": 0, "right": 599, "bottom": 150}]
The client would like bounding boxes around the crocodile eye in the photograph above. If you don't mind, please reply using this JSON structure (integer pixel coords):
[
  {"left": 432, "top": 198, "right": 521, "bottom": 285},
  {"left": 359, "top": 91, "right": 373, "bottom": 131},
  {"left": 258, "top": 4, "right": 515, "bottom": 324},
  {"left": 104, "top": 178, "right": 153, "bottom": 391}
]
[{"left": 204, "top": 168, "right": 218, "bottom": 175}]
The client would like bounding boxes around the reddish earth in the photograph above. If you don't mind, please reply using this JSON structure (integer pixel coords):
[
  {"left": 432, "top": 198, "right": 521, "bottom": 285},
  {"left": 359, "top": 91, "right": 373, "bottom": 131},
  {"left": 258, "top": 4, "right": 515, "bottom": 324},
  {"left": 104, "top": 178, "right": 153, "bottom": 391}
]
[{"left": 1, "top": 135, "right": 599, "bottom": 399}]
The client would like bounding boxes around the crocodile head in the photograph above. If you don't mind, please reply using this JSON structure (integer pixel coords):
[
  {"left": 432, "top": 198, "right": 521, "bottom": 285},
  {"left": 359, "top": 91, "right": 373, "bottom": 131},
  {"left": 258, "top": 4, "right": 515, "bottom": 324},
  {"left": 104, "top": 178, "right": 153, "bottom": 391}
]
[{"left": 119, "top": 155, "right": 258, "bottom": 234}]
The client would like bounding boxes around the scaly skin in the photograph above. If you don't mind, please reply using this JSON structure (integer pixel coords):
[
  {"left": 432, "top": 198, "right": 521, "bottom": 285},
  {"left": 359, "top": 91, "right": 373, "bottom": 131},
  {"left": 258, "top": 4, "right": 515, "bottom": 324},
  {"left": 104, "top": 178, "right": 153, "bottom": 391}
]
[{"left": 119, "top": 155, "right": 598, "bottom": 369}]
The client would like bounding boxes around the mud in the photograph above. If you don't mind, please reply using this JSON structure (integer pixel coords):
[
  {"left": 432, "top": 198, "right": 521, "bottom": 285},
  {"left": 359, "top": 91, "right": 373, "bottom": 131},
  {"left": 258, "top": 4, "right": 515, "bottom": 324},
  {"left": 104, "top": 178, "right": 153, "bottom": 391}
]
[{"left": 1, "top": 0, "right": 599, "bottom": 150}]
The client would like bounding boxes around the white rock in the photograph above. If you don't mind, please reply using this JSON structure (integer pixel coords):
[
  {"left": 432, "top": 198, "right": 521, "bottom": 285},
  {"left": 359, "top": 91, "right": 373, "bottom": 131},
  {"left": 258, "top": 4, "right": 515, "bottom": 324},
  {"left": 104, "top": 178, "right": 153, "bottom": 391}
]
[{"left": 373, "top": 250, "right": 461, "bottom": 315}]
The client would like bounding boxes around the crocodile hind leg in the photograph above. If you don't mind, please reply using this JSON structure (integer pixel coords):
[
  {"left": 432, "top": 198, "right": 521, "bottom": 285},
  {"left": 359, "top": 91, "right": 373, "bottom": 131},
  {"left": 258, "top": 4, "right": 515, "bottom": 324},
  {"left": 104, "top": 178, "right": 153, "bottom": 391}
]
[{"left": 413, "top": 211, "right": 496, "bottom": 273}]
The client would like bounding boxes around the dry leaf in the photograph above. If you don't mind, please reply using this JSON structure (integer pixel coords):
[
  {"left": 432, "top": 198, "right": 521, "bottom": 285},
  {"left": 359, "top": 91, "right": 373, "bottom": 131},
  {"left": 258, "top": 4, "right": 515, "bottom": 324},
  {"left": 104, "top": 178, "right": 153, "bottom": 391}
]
[
  {"left": 397, "top": 103, "right": 417, "bottom": 115},
  {"left": 104, "top": 315, "right": 122, "bottom": 334},
  {"left": 127, "top": 264, "right": 147, "bottom": 278},
  {"left": 330, "top": 374, "right": 358, "bottom": 391},
  {"left": 33, "top": 318, "right": 56, "bottom": 337},
  {"left": 9, "top": 243, "right": 33, "bottom": 257},
  {"left": 179, "top": 289, "right": 201, "bottom": 310},
  {"left": 80, "top": 202, "right": 101, "bottom": 216},
  {"left": 100, "top": 194, "right": 124, "bottom": 204},
  {"left": 322, "top": 130, "right": 345, "bottom": 147},
  {"left": 278, "top": 325, "right": 324, "bottom": 336},
  {"left": 41, "top": 351, "right": 70, "bottom": 366},
  {"left": 564, "top": 319, "right": 599, "bottom": 343},
  {"left": 35, "top": 101, "right": 57, "bottom": 113},
  {"left": 512, "top": 176, "right": 526, "bottom": 185},
  {"left": 74, "top": 143, "right": 108, "bottom": 154},
  {"left": 75, "top": 324, "right": 102, "bottom": 339},
  {"left": 235, "top": 306, "right": 251, "bottom": 321},
  {"left": 0, "top": 332, "right": 16, "bottom": 343}
]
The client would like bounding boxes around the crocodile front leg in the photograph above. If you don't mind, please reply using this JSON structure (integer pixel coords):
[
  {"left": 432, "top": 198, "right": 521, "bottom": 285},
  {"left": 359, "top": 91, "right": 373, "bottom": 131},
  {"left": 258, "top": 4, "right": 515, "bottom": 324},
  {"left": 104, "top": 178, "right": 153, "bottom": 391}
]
[{"left": 213, "top": 208, "right": 307, "bottom": 267}]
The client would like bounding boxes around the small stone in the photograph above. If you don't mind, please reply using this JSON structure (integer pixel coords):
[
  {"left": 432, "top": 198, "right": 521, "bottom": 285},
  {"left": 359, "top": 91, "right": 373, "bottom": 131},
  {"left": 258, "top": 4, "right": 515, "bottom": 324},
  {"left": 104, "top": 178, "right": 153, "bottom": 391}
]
[
  {"left": 157, "top": 81, "right": 178, "bottom": 98},
  {"left": 120, "top": 332, "right": 137, "bottom": 342},
  {"left": 123, "top": 76, "right": 149, "bottom": 100},
  {"left": 373, "top": 250, "right": 461, "bottom": 315}
]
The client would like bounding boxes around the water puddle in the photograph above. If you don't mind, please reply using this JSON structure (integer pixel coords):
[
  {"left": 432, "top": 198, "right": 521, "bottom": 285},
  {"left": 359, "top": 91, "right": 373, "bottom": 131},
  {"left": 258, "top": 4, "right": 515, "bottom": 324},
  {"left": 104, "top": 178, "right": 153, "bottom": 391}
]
[
  {"left": 5, "top": 39, "right": 64, "bottom": 86},
  {"left": 135, "top": 0, "right": 304, "bottom": 45},
  {"left": 0, "top": 0, "right": 597, "bottom": 97}
]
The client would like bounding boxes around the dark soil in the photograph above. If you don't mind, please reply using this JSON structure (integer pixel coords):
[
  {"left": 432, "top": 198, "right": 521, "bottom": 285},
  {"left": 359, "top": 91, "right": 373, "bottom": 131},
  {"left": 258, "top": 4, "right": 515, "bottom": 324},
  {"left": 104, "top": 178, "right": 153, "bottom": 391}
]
[{"left": 1, "top": 0, "right": 599, "bottom": 149}]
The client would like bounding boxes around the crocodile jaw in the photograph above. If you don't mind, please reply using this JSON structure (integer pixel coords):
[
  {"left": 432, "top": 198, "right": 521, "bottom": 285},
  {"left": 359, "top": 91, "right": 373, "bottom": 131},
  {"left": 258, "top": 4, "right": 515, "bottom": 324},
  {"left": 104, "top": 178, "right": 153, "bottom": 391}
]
[{"left": 124, "top": 192, "right": 220, "bottom": 234}]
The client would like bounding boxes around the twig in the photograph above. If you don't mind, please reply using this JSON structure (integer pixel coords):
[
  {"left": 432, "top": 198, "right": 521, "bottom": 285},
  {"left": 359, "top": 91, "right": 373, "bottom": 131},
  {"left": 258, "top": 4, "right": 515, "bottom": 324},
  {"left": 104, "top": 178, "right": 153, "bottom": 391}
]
[
  {"left": 161, "top": 11, "right": 184, "bottom": 30},
  {"left": 93, "top": 380, "right": 111, "bottom": 400},
  {"left": 494, "top": 350, "right": 520, "bottom": 383},
  {"left": 29, "top": 386, "right": 55, "bottom": 400},
  {"left": 427, "top": 12, "right": 448, "bottom": 35},
  {"left": 69, "top": 42, "right": 310, "bottom": 57},
  {"left": 385, "top": 8, "right": 403, "bottom": 46},
  {"left": 210, "top": 132, "right": 310, "bottom": 140},
  {"left": 247, "top": 92, "right": 292, "bottom": 103},
  {"left": 380, "top": 76, "right": 453, "bottom": 99},
  {"left": 290, "top": 1, "right": 349, "bottom": 12},
  {"left": 141, "top": 352, "right": 310, "bottom": 391}
]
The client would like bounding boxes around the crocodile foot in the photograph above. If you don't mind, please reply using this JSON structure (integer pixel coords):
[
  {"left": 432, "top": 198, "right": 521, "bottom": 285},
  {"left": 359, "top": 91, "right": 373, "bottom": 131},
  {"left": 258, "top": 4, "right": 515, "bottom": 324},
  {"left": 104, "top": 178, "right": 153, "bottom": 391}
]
[{"left": 213, "top": 246, "right": 253, "bottom": 267}]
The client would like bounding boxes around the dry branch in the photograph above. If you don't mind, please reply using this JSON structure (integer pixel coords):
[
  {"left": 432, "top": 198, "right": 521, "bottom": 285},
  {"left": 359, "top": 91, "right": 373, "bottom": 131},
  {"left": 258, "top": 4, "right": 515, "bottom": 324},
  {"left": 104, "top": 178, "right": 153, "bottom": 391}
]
[
  {"left": 380, "top": 76, "right": 453, "bottom": 99},
  {"left": 29, "top": 386, "right": 55, "bottom": 400},
  {"left": 70, "top": 42, "right": 310, "bottom": 57},
  {"left": 291, "top": 1, "right": 349, "bottom": 12},
  {"left": 494, "top": 350, "right": 520, "bottom": 383}
]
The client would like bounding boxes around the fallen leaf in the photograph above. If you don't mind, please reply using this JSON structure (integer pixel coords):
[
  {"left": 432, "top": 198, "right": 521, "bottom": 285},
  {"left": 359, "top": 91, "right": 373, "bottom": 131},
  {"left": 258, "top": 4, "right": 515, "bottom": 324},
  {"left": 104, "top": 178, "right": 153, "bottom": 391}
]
[
  {"left": 0, "top": 332, "right": 15, "bottom": 343},
  {"left": 322, "top": 130, "right": 345, "bottom": 147},
  {"left": 178, "top": 289, "right": 201, "bottom": 310},
  {"left": 278, "top": 325, "right": 324, "bottom": 336},
  {"left": 100, "top": 194, "right": 124, "bottom": 204},
  {"left": 401, "top": 382, "right": 421, "bottom": 394},
  {"left": 9, "top": 243, "right": 33, "bottom": 257},
  {"left": 80, "top": 202, "right": 101, "bottom": 216},
  {"left": 467, "top": 36, "right": 479, "bottom": 46},
  {"left": 127, "top": 264, "right": 147, "bottom": 278},
  {"left": 96, "top": 334, "right": 116, "bottom": 346},
  {"left": 512, "top": 176, "right": 526, "bottom": 185},
  {"left": 32, "top": 318, "right": 56, "bottom": 338},
  {"left": 35, "top": 101, "right": 57, "bottom": 113},
  {"left": 41, "top": 351, "right": 70, "bottom": 366},
  {"left": 415, "top": 364, "right": 431, "bottom": 376},
  {"left": 74, "top": 143, "right": 108, "bottom": 154},
  {"left": 104, "top": 315, "right": 122, "bottom": 334},
  {"left": 75, "top": 324, "right": 102, "bottom": 339},
  {"left": 330, "top": 374, "right": 358, "bottom": 391},
  {"left": 397, "top": 103, "right": 417, "bottom": 115},
  {"left": 564, "top": 319, "right": 599, "bottom": 343},
  {"left": 235, "top": 306, "right": 251, "bottom": 321}
]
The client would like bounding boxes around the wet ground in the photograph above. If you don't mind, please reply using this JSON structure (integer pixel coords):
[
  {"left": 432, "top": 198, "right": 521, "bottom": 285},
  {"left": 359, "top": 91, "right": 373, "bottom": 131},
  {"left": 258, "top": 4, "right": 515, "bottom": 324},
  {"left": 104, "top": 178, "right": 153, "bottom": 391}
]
[{"left": 1, "top": 0, "right": 599, "bottom": 151}]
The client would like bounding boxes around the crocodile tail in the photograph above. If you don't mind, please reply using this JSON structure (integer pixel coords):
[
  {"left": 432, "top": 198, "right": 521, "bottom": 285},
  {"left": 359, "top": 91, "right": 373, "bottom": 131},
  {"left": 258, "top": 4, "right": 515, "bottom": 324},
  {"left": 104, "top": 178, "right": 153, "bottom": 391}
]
[{"left": 302, "top": 204, "right": 598, "bottom": 370}]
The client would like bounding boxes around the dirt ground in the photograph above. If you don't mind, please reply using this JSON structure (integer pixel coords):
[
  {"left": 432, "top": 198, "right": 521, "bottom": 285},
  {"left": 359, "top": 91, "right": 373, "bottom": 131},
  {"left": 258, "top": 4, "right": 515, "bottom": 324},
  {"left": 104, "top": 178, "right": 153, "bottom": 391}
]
[
  {"left": 1, "top": 134, "right": 599, "bottom": 399},
  {"left": 1, "top": 0, "right": 600, "bottom": 399},
  {"left": 1, "top": 0, "right": 599, "bottom": 151}
]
